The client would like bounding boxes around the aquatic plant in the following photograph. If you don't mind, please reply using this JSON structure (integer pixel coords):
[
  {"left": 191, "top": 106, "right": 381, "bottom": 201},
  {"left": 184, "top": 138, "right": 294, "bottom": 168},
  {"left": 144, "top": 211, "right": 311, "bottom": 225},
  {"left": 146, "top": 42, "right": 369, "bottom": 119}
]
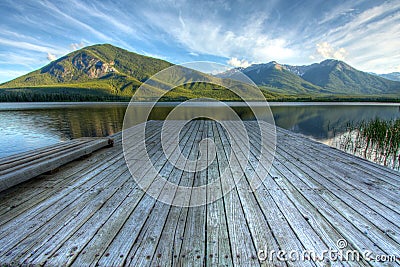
[{"left": 333, "top": 118, "right": 400, "bottom": 170}]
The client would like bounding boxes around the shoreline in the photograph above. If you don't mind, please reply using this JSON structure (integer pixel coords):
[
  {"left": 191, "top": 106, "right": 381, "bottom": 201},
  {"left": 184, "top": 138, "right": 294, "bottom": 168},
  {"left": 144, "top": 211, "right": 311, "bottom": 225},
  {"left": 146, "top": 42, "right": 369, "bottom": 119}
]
[{"left": 0, "top": 100, "right": 399, "bottom": 107}]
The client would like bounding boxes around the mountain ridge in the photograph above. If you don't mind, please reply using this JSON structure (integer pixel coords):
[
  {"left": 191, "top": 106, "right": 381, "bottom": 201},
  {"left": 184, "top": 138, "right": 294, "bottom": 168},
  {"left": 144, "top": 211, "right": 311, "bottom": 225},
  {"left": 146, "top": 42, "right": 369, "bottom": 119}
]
[
  {"left": 370, "top": 72, "right": 400, "bottom": 82},
  {"left": 1, "top": 44, "right": 399, "bottom": 101},
  {"left": 220, "top": 59, "right": 400, "bottom": 96}
]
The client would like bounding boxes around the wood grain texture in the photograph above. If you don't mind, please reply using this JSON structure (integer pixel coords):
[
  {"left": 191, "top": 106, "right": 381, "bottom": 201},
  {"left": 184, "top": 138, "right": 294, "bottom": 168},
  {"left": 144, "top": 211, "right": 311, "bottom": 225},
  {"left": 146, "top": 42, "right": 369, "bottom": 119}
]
[
  {"left": 0, "top": 120, "right": 398, "bottom": 267},
  {"left": 0, "top": 137, "right": 113, "bottom": 192}
]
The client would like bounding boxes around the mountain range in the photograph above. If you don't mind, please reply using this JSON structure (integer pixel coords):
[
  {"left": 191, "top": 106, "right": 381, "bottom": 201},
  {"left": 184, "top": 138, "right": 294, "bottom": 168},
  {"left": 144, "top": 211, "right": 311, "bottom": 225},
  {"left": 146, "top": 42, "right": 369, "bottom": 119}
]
[
  {"left": 371, "top": 72, "right": 400, "bottom": 82},
  {"left": 219, "top": 60, "right": 400, "bottom": 97},
  {"left": 0, "top": 44, "right": 399, "bottom": 101}
]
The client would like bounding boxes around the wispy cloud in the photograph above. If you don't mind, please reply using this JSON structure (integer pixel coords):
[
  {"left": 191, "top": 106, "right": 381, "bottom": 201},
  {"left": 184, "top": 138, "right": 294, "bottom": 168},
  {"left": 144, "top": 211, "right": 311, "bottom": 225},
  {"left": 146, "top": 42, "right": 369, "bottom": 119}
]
[
  {"left": 318, "top": 1, "right": 357, "bottom": 25},
  {"left": 0, "top": 69, "right": 30, "bottom": 77},
  {"left": 0, "top": 70, "right": 30, "bottom": 83},
  {"left": 67, "top": 0, "right": 134, "bottom": 35},
  {"left": 0, "top": 0, "right": 399, "bottom": 82},
  {"left": 37, "top": 0, "right": 113, "bottom": 41},
  {"left": 144, "top": 11, "right": 296, "bottom": 63},
  {"left": 0, "top": 29, "right": 42, "bottom": 43},
  {"left": 69, "top": 42, "right": 86, "bottom": 51},
  {"left": 0, "top": 37, "right": 61, "bottom": 54},
  {"left": 0, "top": 52, "right": 40, "bottom": 66},
  {"left": 312, "top": 1, "right": 400, "bottom": 72},
  {"left": 141, "top": 51, "right": 169, "bottom": 61}
]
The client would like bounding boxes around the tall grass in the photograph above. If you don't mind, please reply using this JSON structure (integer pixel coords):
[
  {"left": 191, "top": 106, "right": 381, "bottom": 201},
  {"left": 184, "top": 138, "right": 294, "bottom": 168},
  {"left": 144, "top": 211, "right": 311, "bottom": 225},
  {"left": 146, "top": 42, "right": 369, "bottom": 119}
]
[{"left": 333, "top": 118, "right": 400, "bottom": 170}]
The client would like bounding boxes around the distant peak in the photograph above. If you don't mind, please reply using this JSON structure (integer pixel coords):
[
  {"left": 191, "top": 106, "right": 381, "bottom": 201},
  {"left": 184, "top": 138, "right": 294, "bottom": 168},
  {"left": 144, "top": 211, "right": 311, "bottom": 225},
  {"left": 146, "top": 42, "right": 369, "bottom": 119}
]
[
  {"left": 320, "top": 59, "right": 340, "bottom": 65},
  {"left": 86, "top": 43, "right": 113, "bottom": 48},
  {"left": 319, "top": 59, "right": 353, "bottom": 70}
]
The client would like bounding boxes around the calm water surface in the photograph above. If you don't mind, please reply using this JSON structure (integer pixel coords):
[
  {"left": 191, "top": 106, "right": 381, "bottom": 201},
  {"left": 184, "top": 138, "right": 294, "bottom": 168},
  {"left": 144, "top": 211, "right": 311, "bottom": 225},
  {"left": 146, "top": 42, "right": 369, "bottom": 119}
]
[{"left": 1, "top": 102, "right": 399, "bottom": 158}]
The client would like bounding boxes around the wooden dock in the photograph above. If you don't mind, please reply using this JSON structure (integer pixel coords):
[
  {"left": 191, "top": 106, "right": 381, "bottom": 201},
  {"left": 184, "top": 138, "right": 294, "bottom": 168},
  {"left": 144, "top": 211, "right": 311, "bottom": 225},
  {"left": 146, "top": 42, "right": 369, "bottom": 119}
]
[
  {"left": 0, "top": 120, "right": 399, "bottom": 266},
  {"left": 0, "top": 137, "right": 113, "bottom": 192}
]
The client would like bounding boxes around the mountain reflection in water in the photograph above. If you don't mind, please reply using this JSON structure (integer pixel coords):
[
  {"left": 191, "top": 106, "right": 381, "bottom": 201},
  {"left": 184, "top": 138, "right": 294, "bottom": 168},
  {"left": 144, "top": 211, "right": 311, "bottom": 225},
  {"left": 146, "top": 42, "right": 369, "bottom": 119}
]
[{"left": 0, "top": 102, "right": 399, "bottom": 158}]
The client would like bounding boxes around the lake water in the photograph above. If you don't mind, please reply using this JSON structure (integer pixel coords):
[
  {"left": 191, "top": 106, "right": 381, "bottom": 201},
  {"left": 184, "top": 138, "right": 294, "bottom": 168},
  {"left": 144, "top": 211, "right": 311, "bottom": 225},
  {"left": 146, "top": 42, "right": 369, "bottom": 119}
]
[{"left": 0, "top": 102, "right": 399, "bottom": 158}]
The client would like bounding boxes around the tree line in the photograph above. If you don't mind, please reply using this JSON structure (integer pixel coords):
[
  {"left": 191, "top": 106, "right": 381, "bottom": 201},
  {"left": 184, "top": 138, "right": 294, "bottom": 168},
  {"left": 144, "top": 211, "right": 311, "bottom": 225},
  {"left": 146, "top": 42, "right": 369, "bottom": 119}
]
[{"left": 0, "top": 91, "right": 130, "bottom": 102}]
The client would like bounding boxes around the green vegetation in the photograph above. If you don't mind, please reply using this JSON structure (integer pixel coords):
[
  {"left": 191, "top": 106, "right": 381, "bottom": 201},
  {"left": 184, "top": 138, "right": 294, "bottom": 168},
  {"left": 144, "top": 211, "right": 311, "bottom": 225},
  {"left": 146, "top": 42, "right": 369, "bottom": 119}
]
[
  {"left": 0, "top": 44, "right": 172, "bottom": 101},
  {"left": 1, "top": 44, "right": 399, "bottom": 102},
  {"left": 301, "top": 60, "right": 400, "bottom": 95},
  {"left": 0, "top": 88, "right": 130, "bottom": 102},
  {"left": 335, "top": 118, "right": 400, "bottom": 170},
  {"left": 245, "top": 65, "right": 325, "bottom": 94},
  {"left": 378, "top": 72, "right": 400, "bottom": 82}
]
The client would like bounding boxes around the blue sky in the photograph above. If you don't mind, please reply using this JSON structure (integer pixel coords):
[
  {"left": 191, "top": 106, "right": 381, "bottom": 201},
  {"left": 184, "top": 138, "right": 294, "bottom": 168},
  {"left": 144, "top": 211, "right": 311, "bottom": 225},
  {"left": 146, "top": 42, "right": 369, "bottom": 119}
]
[{"left": 0, "top": 0, "right": 399, "bottom": 83}]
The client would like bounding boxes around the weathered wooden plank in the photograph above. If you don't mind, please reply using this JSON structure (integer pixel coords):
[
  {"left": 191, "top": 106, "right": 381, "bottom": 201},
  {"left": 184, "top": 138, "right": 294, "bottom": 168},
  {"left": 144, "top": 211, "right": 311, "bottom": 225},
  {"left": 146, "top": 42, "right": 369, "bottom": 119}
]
[
  {"left": 273, "top": 129, "right": 400, "bottom": 226},
  {"left": 274, "top": 146, "right": 400, "bottom": 245},
  {"left": 150, "top": 121, "right": 205, "bottom": 266},
  {"left": 0, "top": 152, "right": 123, "bottom": 239},
  {"left": 41, "top": 170, "right": 135, "bottom": 266},
  {"left": 277, "top": 127, "right": 400, "bottom": 184},
  {"left": 221, "top": 122, "right": 318, "bottom": 266},
  {"left": 0, "top": 138, "right": 109, "bottom": 174},
  {"left": 63, "top": 124, "right": 170, "bottom": 267},
  {"left": 216, "top": 122, "right": 283, "bottom": 266},
  {"left": 0, "top": 139, "right": 84, "bottom": 166},
  {"left": 95, "top": 120, "right": 200, "bottom": 267},
  {"left": 0, "top": 120, "right": 399, "bottom": 267},
  {"left": 244, "top": 121, "right": 400, "bottom": 266},
  {"left": 0, "top": 124, "right": 148, "bottom": 237},
  {"left": 26, "top": 171, "right": 133, "bottom": 265},
  {"left": 0, "top": 141, "right": 124, "bottom": 223},
  {"left": 272, "top": 147, "right": 400, "bottom": 258},
  {"left": 212, "top": 121, "right": 260, "bottom": 267},
  {"left": 127, "top": 121, "right": 204, "bottom": 266},
  {"left": 0, "top": 157, "right": 129, "bottom": 262},
  {"left": 205, "top": 121, "right": 232, "bottom": 267},
  {"left": 31, "top": 121, "right": 179, "bottom": 266},
  {"left": 241, "top": 122, "right": 372, "bottom": 266},
  {"left": 279, "top": 132, "right": 400, "bottom": 202},
  {"left": 2, "top": 123, "right": 164, "bottom": 264},
  {"left": 246, "top": 122, "right": 400, "bottom": 224},
  {"left": 177, "top": 121, "right": 208, "bottom": 266},
  {"left": 0, "top": 137, "right": 113, "bottom": 192},
  {"left": 220, "top": 122, "right": 321, "bottom": 267},
  {"left": 0, "top": 145, "right": 120, "bottom": 219}
]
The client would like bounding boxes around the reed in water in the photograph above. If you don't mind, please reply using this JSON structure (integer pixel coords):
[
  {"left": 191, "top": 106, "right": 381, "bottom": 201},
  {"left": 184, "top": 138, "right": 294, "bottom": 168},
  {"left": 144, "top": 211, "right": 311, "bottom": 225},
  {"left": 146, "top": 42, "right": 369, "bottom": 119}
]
[{"left": 334, "top": 118, "right": 400, "bottom": 170}]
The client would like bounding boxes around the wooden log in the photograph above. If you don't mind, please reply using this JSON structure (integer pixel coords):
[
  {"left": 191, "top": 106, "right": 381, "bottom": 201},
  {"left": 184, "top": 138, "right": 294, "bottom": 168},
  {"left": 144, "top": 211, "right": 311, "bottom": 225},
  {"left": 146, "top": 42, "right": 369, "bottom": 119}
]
[
  {"left": 0, "top": 138, "right": 113, "bottom": 192},
  {"left": 0, "top": 121, "right": 399, "bottom": 266}
]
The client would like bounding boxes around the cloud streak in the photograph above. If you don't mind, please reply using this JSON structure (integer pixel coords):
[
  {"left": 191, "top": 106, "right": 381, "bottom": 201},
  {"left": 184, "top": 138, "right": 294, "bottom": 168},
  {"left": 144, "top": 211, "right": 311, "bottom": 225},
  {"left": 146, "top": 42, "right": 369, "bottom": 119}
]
[
  {"left": 145, "top": 11, "right": 296, "bottom": 64},
  {"left": 0, "top": 37, "right": 62, "bottom": 54},
  {"left": 0, "top": 0, "right": 399, "bottom": 82},
  {"left": 70, "top": 42, "right": 86, "bottom": 51},
  {"left": 37, "top": 0, "right": 113, "bottom": 41},
  {"left": 311, "top": 1, "right": 400, "bottom": 72}
]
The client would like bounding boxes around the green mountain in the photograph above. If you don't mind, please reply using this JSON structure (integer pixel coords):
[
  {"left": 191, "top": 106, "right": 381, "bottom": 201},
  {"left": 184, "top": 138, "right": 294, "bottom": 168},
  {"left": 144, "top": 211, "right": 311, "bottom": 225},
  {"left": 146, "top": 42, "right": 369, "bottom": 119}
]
[
  {"left": 0, "top": 44, "right": 174, "bottom": 101},
  {"left": 223, "top": 59, "right": 400, "bottom": 100},
  {"left": 375, "top": 72, "right": 400, "bottom": 82},
  {"left": 220, "top": 62, "right": 327, "bottom": 95},
  {"left": 301, "top": 59, "right": 400, "bottom": 95},
  {"left": 1, "top": 44, "right": 399, "bottom": 102},
  {"left": 0, "top": 44, "right": 281, "bottom": 101}
]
